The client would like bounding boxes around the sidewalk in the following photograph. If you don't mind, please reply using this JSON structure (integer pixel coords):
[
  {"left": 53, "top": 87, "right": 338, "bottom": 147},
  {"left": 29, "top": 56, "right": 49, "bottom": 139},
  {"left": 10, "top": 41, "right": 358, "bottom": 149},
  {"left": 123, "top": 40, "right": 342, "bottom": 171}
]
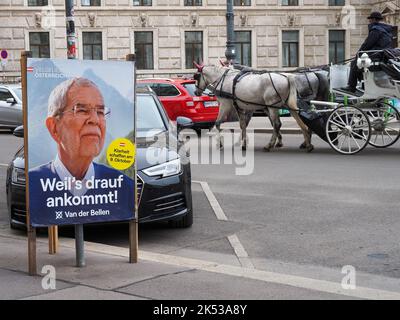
[
  {"left": 221, "top": 117, "right": 302, "bottom": 134},
  {"left": 1, "top": 228, "right": 400, "bottom": 300}
]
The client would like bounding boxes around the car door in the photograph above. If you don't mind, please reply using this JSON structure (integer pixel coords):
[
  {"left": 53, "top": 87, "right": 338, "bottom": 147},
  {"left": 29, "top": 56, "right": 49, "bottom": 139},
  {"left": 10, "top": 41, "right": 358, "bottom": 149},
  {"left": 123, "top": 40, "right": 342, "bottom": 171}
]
[
  {"left": 0, "top": 88, "right": 22, "bottom": 127},
  {"left": 155, "top": 84, "right": 182, "bottom": 121}
]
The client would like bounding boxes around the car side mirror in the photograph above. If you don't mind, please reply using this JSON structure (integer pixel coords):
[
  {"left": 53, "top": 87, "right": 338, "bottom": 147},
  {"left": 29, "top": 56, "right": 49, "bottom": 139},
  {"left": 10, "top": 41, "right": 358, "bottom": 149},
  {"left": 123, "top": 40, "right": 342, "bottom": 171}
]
[
  {"left": 176, "top": 116, "right": 193, "bottom": 132},
  {"left": 6, "top": 97, "right": 16, "bottom": 105},
  {"left": 13, "top": 125, "right": 24, "bottom": 138}
]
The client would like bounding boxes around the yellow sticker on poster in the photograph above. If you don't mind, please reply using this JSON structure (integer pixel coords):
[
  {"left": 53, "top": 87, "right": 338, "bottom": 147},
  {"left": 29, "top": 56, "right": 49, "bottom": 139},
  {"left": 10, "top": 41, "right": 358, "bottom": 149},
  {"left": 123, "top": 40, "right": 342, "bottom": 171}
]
[{"left": 107, "top": 138, "right": 135, "bottom": 170}]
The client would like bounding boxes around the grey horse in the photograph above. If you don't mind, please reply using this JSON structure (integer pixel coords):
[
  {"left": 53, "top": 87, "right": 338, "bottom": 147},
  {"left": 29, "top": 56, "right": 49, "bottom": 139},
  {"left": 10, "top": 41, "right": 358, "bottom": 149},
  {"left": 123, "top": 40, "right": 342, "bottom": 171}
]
[
  {"left": 195, "top": 63, "right": 329, "bottom": 152},
  {"left": 194, "top": 63, "right": 324, "bottom": 152}
]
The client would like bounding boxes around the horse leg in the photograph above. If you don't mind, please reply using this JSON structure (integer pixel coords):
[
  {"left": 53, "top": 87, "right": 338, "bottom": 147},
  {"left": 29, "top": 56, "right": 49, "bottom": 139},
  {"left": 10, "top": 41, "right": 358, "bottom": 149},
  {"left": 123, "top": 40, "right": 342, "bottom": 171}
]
[
  {"left": 264, "top": 109, "right": 283, "bottom": 148},
  {"left": 238, "top": 112, "right": 249, "bottom": 151},
  {"left": 299, "top": 129, "right": 313, "bottom": 150},
  {"left": 290, "top": 110, "right": 314, "bottom": 152},
  {"left": 264, "top": 108, "right": 281, "bottom": 152},
  {"left": 212, "top": 99, "right": 233, "bottom": 150},
  {"left": 214, "top": 121, "right": 224, "bottom": 150}
]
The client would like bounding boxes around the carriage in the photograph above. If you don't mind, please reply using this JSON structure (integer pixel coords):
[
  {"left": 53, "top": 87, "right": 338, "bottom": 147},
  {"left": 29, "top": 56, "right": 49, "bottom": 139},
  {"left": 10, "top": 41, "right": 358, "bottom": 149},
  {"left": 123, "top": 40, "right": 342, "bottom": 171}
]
[{"left": 302, "top": 49, "right": 400, "bottom": 155}]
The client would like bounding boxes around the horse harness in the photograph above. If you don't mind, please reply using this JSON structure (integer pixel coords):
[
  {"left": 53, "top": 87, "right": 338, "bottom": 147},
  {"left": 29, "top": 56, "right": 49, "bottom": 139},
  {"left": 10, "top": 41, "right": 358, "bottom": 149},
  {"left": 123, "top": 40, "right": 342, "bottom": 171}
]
[{"left": 197, "top": 68, "right": 314, "bottom": 113}]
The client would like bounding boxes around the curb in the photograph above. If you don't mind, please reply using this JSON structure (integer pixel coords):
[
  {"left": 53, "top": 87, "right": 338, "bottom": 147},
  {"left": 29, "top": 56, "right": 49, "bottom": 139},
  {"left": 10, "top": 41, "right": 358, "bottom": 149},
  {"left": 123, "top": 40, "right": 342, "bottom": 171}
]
[{"left": 221, "top": 128, "right": 302, "bottom": 134}]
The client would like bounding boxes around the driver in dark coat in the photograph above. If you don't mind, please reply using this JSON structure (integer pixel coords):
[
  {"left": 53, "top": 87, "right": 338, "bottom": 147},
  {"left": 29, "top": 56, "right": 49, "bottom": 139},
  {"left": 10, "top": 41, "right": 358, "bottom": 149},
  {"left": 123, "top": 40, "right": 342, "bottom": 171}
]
[{"left": 342, "top": 11, "right": 394, "bottom": 93}]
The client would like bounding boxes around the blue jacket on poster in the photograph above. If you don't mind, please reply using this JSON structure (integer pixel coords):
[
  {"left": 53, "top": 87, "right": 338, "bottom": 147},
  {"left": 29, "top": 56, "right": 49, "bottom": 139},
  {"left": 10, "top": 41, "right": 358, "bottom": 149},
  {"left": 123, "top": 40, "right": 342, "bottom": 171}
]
[{"left": 29, "top": 161, "right": 135, "bottom": 227}]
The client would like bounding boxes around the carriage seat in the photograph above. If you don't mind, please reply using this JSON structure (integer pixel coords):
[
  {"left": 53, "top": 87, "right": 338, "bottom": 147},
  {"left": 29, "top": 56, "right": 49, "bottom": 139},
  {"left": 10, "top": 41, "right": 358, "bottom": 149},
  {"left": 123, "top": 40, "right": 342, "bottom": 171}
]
[{"left": 361, "top": 48, "right": 400, "bottom": 81}]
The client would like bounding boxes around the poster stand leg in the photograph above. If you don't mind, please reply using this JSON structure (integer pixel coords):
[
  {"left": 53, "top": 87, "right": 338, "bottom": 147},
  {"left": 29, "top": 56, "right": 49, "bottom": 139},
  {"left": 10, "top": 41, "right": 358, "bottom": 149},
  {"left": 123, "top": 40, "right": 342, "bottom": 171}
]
[
  {"left": 48, "top": 226, "right": 58, "bottom": 254},
  {"left": 129, "top": 220, "right": 138, "bottom": 263},
  {"left": 75, "top": 225, "right": 85, "bottom": 267},
  {"left": 126, "top": 53, "right": 138, "bottom": 264},
  {"left": 28, "top": 227, "right": 37, "bottom": 276},
  {"left": 21, "top": 51, "right": 37, "bottom": 276}
]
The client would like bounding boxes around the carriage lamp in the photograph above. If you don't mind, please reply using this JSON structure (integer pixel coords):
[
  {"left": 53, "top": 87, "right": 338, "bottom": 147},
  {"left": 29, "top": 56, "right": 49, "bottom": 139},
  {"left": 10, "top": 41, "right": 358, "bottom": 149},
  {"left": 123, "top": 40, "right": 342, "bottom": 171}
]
[{"left": 357, "top": 53, "right": 372, "bottom": 71}]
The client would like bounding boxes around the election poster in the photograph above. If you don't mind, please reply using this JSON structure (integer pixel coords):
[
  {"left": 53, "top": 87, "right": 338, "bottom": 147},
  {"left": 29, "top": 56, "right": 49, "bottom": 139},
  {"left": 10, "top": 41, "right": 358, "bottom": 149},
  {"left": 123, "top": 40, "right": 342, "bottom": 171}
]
[{"left": 26, "top": 58, "right": 136, "bottom": 227}]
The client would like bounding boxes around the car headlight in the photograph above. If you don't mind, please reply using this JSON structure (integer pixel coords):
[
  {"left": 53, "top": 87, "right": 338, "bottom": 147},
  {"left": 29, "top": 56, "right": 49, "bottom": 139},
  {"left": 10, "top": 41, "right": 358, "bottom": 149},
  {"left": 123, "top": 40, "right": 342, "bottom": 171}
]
[
  {"left": 143, "top": 159, "right": 181, "bottom": 178},
  {"left": 12, "top": 167, "right": 26, "bottom": 185}
]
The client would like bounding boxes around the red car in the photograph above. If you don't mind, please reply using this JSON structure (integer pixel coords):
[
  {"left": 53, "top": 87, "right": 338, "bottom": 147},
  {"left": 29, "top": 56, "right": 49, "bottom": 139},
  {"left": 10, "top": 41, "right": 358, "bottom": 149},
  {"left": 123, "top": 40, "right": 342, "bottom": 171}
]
[{"left": 137, "top": 78, "right": 220, "bottom": 130}]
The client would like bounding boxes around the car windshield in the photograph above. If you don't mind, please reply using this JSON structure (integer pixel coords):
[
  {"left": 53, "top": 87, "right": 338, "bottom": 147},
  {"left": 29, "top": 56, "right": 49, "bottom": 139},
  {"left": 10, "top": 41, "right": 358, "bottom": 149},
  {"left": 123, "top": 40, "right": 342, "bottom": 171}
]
[
  {"left": 182, "top": 83, "right": 213, "bottom": 97},
  {"left": 13, "top": 87, "right": 22, "bottom": 101},
  {"left": 137, "top": 94, "right": 167, "bottom": 138}
]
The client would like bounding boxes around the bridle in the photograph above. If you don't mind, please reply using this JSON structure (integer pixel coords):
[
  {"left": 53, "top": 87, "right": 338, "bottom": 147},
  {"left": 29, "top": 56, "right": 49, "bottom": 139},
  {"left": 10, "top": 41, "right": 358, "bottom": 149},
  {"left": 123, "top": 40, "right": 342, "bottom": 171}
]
[
  {"left": 193, "top": 71, "right": 207, "bottom": 94},
  {"left": 194, "top": 67, "right": 230, "bottom": 96}
]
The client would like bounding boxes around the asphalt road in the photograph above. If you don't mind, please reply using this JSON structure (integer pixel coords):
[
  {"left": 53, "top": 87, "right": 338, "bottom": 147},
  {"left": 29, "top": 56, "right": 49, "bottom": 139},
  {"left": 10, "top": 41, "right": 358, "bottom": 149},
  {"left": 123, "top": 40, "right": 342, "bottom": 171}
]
[{"left": 1, "top": 130, "right": 400, "bottom": 282}]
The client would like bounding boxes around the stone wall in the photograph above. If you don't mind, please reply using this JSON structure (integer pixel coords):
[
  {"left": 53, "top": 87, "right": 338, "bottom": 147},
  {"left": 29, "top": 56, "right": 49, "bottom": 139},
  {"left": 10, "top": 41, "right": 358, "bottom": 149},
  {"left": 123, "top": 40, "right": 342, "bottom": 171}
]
[{"left": 0, "top": 0, "right": 382, "bottom": 80}]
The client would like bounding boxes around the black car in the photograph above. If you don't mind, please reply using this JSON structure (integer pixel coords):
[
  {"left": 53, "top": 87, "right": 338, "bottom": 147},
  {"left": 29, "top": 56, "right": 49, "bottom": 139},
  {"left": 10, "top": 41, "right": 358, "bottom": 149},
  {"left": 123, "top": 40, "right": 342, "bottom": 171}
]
[{"left": 6, "top": 89, "right": 194, "bottom": 229}]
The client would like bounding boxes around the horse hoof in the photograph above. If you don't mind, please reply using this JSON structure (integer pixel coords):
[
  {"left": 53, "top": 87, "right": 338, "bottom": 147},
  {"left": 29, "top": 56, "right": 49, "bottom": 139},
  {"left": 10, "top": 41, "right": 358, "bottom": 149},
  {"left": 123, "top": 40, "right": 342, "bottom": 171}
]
[
  {"left": 263, "top": 146, "right": 271, "bottom": 152},
  {"left": 242, "top": 146, "right": 247, "bottom": 151},
  {"left": 306, "top": 145, "right": 314, "bottom": 153},
  {"left": 275, "top": 142, "right": 283, "bottom": 148},
  {"left": 299, "top": 143, "right": 307, "bottom": 149}
]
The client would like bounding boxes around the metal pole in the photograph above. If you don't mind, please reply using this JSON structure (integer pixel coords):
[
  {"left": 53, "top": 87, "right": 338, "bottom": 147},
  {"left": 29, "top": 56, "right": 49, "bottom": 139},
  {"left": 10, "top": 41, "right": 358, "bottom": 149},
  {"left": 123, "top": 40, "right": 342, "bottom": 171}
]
[
  {"left": 65, "top": 0, "right": 84, "bottom": 267},
  {"left": 65, "top": 0, "right": 77, "bottom": 59},
  {"left": 225, "top": 0, "right": 236, "bottom": 64}
]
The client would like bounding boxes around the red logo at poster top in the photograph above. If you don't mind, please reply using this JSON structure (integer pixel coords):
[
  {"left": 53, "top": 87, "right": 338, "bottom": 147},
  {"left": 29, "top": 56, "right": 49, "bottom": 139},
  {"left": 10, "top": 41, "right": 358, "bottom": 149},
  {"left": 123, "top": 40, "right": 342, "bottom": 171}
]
[
  {"left": 27, "top": 67, "right": 34, "bottom": 72},
  {"left": 0, "top": 50, "right": 8, "bottom": 60}
]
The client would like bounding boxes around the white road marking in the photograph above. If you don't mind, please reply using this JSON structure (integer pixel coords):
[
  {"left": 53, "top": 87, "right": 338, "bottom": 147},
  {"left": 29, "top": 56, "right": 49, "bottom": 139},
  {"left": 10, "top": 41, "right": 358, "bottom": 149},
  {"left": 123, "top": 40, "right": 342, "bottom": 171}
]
[
  {"left": 227, "top": 234, "right": 255, "bottom": 269},
  {"left": 2, "top": 232, "right": 400, "bottom": 300},
  {"left": 192, "top": 180, "right": 228, "bottom": 221},
  {"left": 0, "top": 163, "right": 8, "bottom": 167}
]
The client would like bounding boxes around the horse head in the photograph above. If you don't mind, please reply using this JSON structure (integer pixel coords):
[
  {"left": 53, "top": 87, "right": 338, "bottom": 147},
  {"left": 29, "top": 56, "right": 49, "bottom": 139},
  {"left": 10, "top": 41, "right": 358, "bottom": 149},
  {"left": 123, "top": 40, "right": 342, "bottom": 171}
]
[{"left": 193, "top": 61, "right": 207, "bottom": 96}]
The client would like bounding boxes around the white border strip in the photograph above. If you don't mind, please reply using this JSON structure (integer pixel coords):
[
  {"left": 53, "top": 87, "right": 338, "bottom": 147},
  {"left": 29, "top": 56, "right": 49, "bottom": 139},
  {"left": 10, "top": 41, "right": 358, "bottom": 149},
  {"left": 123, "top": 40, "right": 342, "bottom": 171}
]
[
  {"left": 0, "top": 163, "right": 8, "bottom": 167},
  {"left": 227, "top": 234, "right": 255, "bottom": 269},
  {"left": 193, "top": 180, "right": 228, "bottom": 221}
]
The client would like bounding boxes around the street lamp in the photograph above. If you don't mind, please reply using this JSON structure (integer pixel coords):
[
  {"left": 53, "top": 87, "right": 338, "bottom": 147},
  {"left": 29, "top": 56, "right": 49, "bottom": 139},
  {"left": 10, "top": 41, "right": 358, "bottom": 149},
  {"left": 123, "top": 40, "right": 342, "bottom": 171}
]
[
  {"left": 65, "top": 0, "right": 76, "bottom": 59},
  {"left": 225, "top": 0, "right": 236, "bottom": 64}
]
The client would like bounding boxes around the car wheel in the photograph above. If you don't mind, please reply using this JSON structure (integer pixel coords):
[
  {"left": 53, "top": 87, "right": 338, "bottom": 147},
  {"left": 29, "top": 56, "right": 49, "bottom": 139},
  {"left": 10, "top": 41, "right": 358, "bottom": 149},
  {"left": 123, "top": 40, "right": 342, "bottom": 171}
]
[{"left": 168, "top": 209, "right": 193, "bottom": 228}]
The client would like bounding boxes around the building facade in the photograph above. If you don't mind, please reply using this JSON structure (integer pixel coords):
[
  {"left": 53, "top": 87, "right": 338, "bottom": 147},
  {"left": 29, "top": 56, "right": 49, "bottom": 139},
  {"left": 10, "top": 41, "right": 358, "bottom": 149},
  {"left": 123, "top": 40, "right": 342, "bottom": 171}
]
[{"left": 0, "top": 0, "right": 398, "bottom": 82}]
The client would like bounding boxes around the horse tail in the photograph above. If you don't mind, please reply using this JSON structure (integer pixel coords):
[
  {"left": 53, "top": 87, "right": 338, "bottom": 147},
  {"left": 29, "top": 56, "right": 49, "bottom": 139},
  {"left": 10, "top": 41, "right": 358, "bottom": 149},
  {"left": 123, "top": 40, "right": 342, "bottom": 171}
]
[{"left": 286, "top": 74, "right": 298, "bottom": 110}]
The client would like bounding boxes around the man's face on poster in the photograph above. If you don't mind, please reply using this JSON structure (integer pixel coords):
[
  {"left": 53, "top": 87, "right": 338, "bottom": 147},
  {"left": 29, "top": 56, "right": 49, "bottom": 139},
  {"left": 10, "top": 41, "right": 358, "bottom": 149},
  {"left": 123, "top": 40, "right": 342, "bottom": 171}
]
[{"left": 51, "top": 84, "right": 106, "bottom": 161}]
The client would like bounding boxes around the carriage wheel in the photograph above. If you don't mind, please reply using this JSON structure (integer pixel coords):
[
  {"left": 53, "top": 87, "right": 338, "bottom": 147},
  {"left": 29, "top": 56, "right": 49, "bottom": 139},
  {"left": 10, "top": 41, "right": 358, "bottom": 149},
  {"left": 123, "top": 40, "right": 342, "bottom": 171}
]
[
  {"left": 365, "top": 101, "right": 400, "bottom": 148},
  {"left": 326, "top": 105, "right": 371, "bottom": 155}
]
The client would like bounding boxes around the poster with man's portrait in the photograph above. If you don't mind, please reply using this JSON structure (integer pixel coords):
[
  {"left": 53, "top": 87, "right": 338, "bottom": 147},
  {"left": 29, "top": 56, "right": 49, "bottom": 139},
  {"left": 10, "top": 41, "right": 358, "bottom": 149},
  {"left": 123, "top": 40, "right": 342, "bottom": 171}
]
[{"left": 26, "top": 58, "right": 136, "bottom": 227}]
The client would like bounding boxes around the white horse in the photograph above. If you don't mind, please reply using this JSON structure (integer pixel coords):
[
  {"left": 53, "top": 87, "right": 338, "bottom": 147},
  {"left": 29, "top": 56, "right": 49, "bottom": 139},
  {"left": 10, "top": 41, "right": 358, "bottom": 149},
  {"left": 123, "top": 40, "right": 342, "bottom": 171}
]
[{"left": 194, "top": 63, "right": 314, "bottom": 152}]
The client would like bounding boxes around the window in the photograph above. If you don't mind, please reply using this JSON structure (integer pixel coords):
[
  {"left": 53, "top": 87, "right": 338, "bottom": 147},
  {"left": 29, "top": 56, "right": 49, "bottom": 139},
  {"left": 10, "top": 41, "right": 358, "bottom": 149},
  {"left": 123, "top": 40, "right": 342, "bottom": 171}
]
[
  {"left": 29, "top": 32, "right": 50, "bottom": 58},
  {"left": 185, "top": 31, "right": 203, "bottom": 69},
  {"left": 137, "top": 95, "right": 167, "bottom": 137},
  {"left": 234, "top": 0, "right": 251, "bottom": 5},
  {"left": 184, "top": 0, "right": 202, "bottom": 5},
  {"left": 329, "top": 0, "right": 345, "bottom": 5},
  {"left": 81, "top": 0, "right": 101, "bottom": 5},
  {"left": 0, "top": 89, "right": 13, "bottom": 102},
  {"left": 156, "top": 84, "right": 180, "bottom": 97},
  {"left": 329, "top": 30, "right": 345, "bottom": 64},
  {"left": 133, "top": 0, "right": 152, "bottom": 5},
  {"left": 28, "top": 0, "right": 48, "bottom": 5},
  {"left": 282, "top": 31, "right": 299, "bottom": 67},
  {"left": 281, "top": 0, "right": 298, "bottom": 5},
  {"left": 82, "top": 32, "right": 102, "bottom": 60},
  {"left": 234, "top": 31, "right": 251, "bottom": 66},
  {"left": 135, "top": 32, "right": 154, "bottom": 70}
]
